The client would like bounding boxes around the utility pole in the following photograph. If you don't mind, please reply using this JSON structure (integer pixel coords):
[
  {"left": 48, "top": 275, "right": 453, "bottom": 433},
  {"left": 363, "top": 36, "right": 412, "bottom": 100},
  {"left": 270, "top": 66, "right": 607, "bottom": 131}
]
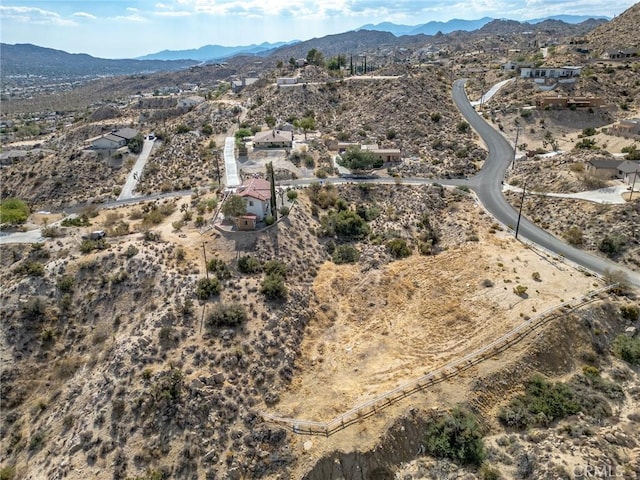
[
  {"left": 267, "top": 162, "right": 277, "bottom": 221},
  {"left": 515, "top": 182, "right": 527, "bottom": 240},
  {"left": 202, "top": 242, "right": 209, "bottom": 279},
  {"left": 629, "top": 169, "right": 638, "bottom": 201},
  {"left": 213, "top": 150, "right": 221, "bottom": 185},
  {"left": 511, "top": 127, "right": 520, "bottom": 169}
]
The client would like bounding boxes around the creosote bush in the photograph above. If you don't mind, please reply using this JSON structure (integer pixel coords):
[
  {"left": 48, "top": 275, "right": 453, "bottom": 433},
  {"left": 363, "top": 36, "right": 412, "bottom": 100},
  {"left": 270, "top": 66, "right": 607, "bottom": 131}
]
[
  {"left": 206, "top": 303, "right": 247, "bottom": 330},
  {"left": 332, "top": 244, "right": 360, "bottom": 264},
  {"left": 613, "top": 335, "right": 640, "bottom": 365},
  {"left": 195, "top": 277, "right": 221, "bottom": 300},
  {"left": 238, "top": 255, "right": 262, "bottom": 274},
  {"left": 260, "top": 273, "right": 287, "bottom": 300},
  {"left": 423, "top": 407, "right": 486, "bottom": 467}
]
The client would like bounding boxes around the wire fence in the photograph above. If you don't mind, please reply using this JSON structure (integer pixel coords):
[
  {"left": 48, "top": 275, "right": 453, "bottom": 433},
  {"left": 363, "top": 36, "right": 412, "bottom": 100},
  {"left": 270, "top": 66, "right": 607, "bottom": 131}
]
[{"left": 261, "top": 285, "right": 617, "bottom": 436}]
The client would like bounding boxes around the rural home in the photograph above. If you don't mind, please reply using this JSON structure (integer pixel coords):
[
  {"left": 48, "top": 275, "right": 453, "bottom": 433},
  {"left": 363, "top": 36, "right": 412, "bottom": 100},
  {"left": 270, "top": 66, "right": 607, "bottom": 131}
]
[
  {"left": 603, "top": 48, "right": 638, "bottom": 60},
  {"left": 585, "top": 159, "right": 640, "bottom": 182},
  {"left": 535, "top": 96, "right": 604, "bottom": 109},
  {"left": 0, "top": 149, "right": 28, "bottom": 166},
  {"left": 253, "top": 129, "right": 293, "bottom": 149},
  {"left": 361, "top": 144, "right": 402, "bottom": 163},
  {"left": 177, "top": 96, "right": 205, "bottom": 109},
  {"left": 618, "top": 161, "right": 640, "bottom": 188},
  {"left": 236, "top": 177, "right": 272, "bottom": 224},
  {"left": 520, "top": 66, "right": 582, "bottom": 79},
  {"left": 91, "top": 128, "right": 139, "bottom": 150},
  {"left": 231, "top": 78, "right": 258, "bottom": 94},
  {"left": 501, "top": 60, "right": 534, "bottom": 73},
  {"left": 277, "top": 78, "right": 298, "bottom": 86},
  {"left": 610, "top": 118, "right": 640, "bottom": 138}
]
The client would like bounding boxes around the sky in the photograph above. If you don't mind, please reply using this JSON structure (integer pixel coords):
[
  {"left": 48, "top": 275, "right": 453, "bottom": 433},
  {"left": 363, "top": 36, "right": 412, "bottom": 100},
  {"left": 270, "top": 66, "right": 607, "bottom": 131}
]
[{"left": 0, "top": 0, "right": 636, "bottom": 59}]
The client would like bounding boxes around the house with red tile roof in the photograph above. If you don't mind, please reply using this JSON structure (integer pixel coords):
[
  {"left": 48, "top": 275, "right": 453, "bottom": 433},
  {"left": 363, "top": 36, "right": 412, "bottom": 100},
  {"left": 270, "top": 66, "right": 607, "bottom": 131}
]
[{"left": 236, "top": 177, "right": 272, "bottom": 222}]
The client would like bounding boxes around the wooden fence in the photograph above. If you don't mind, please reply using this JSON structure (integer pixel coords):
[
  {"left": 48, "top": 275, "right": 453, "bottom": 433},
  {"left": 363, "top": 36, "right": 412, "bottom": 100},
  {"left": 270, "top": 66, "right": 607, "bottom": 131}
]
[{"left": 261, "top": 285, "right": 617, "bottom": 436}]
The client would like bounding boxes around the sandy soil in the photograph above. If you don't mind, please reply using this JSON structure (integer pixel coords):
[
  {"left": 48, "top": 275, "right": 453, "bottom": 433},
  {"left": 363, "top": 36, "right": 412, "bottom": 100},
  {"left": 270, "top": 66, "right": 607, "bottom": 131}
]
[{"left": 270, "top": 225, "right": 603, "bottom": 475}]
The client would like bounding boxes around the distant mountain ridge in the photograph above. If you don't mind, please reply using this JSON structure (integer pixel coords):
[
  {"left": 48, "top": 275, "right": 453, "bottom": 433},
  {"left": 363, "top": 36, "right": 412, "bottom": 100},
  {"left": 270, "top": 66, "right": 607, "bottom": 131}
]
[
  {"left": 1, "top": 43, "right": 198, "bottom": 79},
  {"left": 136, "top": 41, "right": 298, "bottom": 62},
  {"left": 357, "top": 14, "right": 609, "bottom": 36}
]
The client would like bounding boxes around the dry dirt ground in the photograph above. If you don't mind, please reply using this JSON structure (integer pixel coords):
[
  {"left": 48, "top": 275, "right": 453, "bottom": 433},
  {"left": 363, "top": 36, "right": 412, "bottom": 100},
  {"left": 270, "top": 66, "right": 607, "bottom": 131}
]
[{"left": 268, "top": 203, "right": 608, "bottom": 478}]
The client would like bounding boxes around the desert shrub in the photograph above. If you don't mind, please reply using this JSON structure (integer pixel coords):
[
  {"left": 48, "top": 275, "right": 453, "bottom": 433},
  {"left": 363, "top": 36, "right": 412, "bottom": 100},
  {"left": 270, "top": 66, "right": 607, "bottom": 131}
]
[
  {"left": 513, "top": 285, "right": 528, "bottom": 297},
  {"left": 0, "top": 198, "right": 29, "bottom": 224},
  {"left": 332, "top": 244, "right": 360, "bottom": 264},
  {"left": 431, "top": 112, "right": 442, "bottom": 123},
  {"left": 457, "top": 121, "right": 470, "bottom": 133},
  {"left": 498, "top": 375, "right": 580, "bottom": 429},
  {"left": 41, "top": 226, "right": 63, "bottom": 238},
  {"left": 260, "top": 273, "right": 287, "bottom": 300},
  {"left": 264, "top": 259, "right": 287, "bottom": 278},
  {"left": 125, "top": 245, "right": 139, "bottom": 258},
  {"left": 613, "top": 335, "right": 640, "bottom": 365},
  {"left": 582, "top": 127, "right": 596, "bottom": 136},
  {"left": 320, "top": 209, "right": 370, "bottom": 239},
  {"left": 206, "top": 303, "right": 247, "bottom": 329},
  {"left": 563, "top": 226, "right": 583, "bottom": 246},
  {"left": 531, "top": 272, "right": 541, "bottom": 281},
  {"left": 620, "top": 305, "right": 639, "bottom": 320},
  {"left": 286, "top": 190, "right": 298, "bottom": 201},
  {"left": 279, "top": 206, "right": 290, "bottom": 216},
  {"left": 574, "top": 138, "right": 598, "bottom": 150},
  {"left": 61, "top": 214, "right": 91, "bottom": 227},
  {"left": 479, "top": 464, "right": 502, "bottom": 480},
  {"left": 238, "top": 255, "right": 262, "bottom": 274},
  {"left": 19, "top": 261, "right": 44, "bottom": 276},
  {"left": 79, "top": 238, "right": 108, "bottom": 253},
  {"left": 602, "top": 269, "right": 630, "bottom": 295},
  {"left": 57, "top": 275, "right": 75, "bottom": 292},
  {"left": 264, "top": 215, "right": 275, "bottom": 225},
  {"left": 423, "top": 407, "right": 486, "bottom": 466},
  {"left": 355, "top": 204, "right": 380, "bottom": 221},
  {"left": 599, "top": 234, "right": 626, "bottom": 257},
  {"left": 207, "top": 258, "right": 231, "bottom": 279},
  {"left": 386, "top": 238, "right": 411, "bottom": 258},
  {"left": 0, "top": 465, "right": 16, "bottom": 480},
  {"left": 195, "top": 277, "right": 221, "bottom": 299}
]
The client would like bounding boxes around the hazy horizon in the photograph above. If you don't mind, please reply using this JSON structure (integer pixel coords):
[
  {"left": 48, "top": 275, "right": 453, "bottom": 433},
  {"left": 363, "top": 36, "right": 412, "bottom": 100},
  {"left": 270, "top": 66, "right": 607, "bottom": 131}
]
[{"left": 0, "top": 1, "right": 636, "bottom": 59}]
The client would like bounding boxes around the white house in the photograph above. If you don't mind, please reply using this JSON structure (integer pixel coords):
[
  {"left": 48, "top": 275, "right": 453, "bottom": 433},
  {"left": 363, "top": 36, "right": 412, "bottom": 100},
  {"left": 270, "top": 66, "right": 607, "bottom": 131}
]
[
  {"left": 237, "top": 177, "right": 272, "bottom": 221},
  {"left": 520, "top": 66, "right": 582, "bottom": 79},
  {"left": 91, "top": 128, "right": 139, "bottom": 150}
]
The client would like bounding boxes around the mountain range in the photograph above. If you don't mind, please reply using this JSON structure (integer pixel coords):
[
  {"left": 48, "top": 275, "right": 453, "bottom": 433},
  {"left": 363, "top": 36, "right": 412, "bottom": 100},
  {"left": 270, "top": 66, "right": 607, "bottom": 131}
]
[
  {"left": 357, "top": 14, "right": 609, "bottom": 36},
  {"left": 136, "top": 41, "right": 296, "bottom": 62}
]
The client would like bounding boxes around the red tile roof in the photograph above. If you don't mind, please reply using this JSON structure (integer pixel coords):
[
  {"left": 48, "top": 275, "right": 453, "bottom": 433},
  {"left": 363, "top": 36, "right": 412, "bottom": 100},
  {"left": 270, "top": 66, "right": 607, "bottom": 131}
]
[{"left": 237, "top": 177, "right": 271, "bottom": 201}]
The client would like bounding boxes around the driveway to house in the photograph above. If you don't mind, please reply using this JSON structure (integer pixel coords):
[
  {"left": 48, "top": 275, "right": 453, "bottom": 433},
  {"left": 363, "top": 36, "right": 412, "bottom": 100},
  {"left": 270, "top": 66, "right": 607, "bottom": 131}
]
[
  {"left": 503, "top": 184, "right": 629, "bottom": 205},
  {"left": 118, "top": 138, "right": 154, "bottom": 200},
  {"left": 453, "top": 78, "right": 640, "bottom": 288},
  {"left": 224, "top": 136, "right": 241, "bottom": 187},
  {"left": 470, "top": 78, "right": 514, "bottom": 107}
]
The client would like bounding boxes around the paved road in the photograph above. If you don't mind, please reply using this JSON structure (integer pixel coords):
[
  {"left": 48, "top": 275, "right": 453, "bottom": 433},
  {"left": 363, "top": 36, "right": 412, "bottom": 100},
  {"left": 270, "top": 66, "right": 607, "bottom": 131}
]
[
  {"left": 453, "top": 78, "right": 640, "bottom": 288},
  {"left": 118, "top": 138, "right": 155, "bottom": 200}
]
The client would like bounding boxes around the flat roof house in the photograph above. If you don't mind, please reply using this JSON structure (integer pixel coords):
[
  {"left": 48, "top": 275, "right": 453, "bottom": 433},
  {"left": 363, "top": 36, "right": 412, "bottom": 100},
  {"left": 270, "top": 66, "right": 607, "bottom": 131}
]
[
  {"left": 92, "top": 128, "right": 139, "bottom": 150},
  {"left": 610, "top": 118, "right": 640, "bottom": 138}
]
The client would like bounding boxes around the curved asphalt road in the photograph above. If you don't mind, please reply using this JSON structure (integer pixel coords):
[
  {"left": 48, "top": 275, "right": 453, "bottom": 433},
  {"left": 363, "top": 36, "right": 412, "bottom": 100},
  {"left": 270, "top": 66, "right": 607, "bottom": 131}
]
[{"left": 453, "top": 78, "right": 640, "bottom": 289}]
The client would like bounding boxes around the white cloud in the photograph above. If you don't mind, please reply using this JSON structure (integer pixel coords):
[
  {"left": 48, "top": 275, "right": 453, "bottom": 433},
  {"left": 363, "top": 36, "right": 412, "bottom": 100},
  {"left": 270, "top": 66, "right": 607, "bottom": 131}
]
[
  {"left": 0, "top": 6, "right": 77, "bottom": 26},
  {"left": 73, "top": 11, "right": 97, "bottom": 20}
]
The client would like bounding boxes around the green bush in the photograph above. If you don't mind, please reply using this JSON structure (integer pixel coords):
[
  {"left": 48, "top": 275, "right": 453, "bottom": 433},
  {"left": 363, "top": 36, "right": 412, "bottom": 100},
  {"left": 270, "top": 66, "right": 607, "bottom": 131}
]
[
  {"left": 338, "top": 147, "right": 383, "bottom": 170},
  {"left": 207, "top": 258, "right": 231, "bottom": 279},
  {"left": 61, "top": 215, "right": 90, "bottom": 227},
  {"left": 0, "top": 198, "right": 29, "bottom": 224},
  {"left": 620, "top": 305, "right": 639, "bottom": 320},
  {"left": 563, "top": 226, "right": 583, "bottom": 246},
  {"left": 386, "top": 238, "right": 411, "bottom": 258},
  {"left": 264, "top": 259, "right": 288, "bottom": 278},
  {"left": 260, "top": 273, "right": 287, "bottom": 300},
  {"left": 20, "top": 261, "right": 45, "bottom": 276},
  {"left": 498, "top": 375, "right": 580, "bottom": 429},
  {"left": 206, "top": 303, "right": 247, "bottom": 329},
  {"left": 599, "top": 234, "right": 626, "bottom": 257},
  {"left": 613, "top": 335, "right": 640, "bottom": 365},
  {"left": 57, "top": 275, "right": 75, "bottom": 292},
  {"left": 279, "top": 206, "right": 290, "bottom": 216},
  {"left": 264, "top": 215, "right": 275, "bottom": 225},
  {"left": 238, "top": 255, "right": 262, "bottom": 274},
  {"left": 423, "top": 407, "right": 486, "bottom": 466},
  {"left": 286, "top": 190, "right": 298, "bottom": 201},
  {"left": 332, "top": 244, "right": 360, "bottom": 264},
  {"left": 195, "top": 277, "right": 221, "bottom": 299}
]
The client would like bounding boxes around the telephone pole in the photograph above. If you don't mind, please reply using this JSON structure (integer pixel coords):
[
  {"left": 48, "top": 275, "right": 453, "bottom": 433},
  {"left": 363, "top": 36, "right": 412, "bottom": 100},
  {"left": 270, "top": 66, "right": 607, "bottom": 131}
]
[
  {"left": 515, "top": 182, "right": 527, "bottom": 240},
  {"left": 202, "top": 242, "right": 209, "bottom": 279}
]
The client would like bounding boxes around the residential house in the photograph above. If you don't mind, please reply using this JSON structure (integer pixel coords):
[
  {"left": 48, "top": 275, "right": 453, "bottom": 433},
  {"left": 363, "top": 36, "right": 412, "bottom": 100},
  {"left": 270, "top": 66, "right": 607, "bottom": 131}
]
[
  {"left": 231, "top": 77, "right": 259, "bottom": 94},
  {"left": 501, "top": 61, "right": 534, "bottom": 73},
  {"left": 177, "top": 96, "right": 205, "bottom": 109},
  {"left": 535, "top": 96, "right": 604, "bottom": 109},
  {"left": 610, "top": 118, "right": 640, "bottom": 138},
  {"left": 236, "top": 177, "right": 272, "bottom": 225},
  {"left": 91, "top": 128, "right": 139, "bottom": 150},
  {"left": 617, "top": 160, "right": 640, "bottom": 188},
  {"left": 277, "top": 78, "right": 298, "bottom": 86},
  {"left": 603, "top": 48, "right": 638, "bottom": 60},
  {"left": 253, "top": 129, "right": 293, "bottom": 149},
  {"left": 585, "top": 159, "right": 624, "bottom": 179},
  {"left": 361, "top": 144, "right": 402, "bottom": 163},
  {"left": 0, "top": 149, "right": 28, "bottom": 165},
  {"left": 520, "top": 66, "right": 582, "bottom": 79}
]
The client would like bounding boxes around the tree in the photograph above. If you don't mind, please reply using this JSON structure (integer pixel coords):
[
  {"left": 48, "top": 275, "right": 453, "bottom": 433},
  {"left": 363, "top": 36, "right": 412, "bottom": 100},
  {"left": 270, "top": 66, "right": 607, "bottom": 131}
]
[
  {"left": 221, "top": 195, "right": 246, "bottom": 218},
  {"left": 128, "top": 133, "right": 144, "bottom": 154},
  {"left": 234, "top": 128, "right": 252, "bottom": 141},
  {"left": 0, "top": 198, "right": 30, "bottom": 224},
  {"left": 296, "top": 117, "right": 316, "bottom": 139},
  {"left": 306, "top": 48, "right": 324, "bottom": 66},
  {"left": 424, "top": 407, "right": 486, "bottom": 466},
  {"left": 339, "top": 147, "right": 383, "bottom": 171}
]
